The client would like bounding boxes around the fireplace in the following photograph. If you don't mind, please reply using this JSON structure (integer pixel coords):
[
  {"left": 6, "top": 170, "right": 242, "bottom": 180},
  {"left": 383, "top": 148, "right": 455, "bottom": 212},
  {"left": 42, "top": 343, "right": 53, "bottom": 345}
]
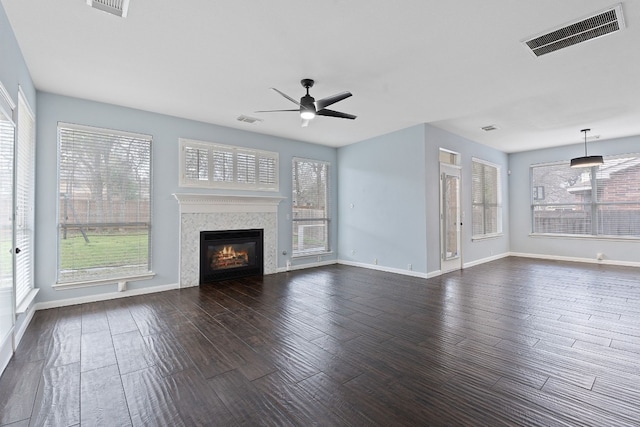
[{"left": 200, "top": 229, "right": 264, "bottom": 283}]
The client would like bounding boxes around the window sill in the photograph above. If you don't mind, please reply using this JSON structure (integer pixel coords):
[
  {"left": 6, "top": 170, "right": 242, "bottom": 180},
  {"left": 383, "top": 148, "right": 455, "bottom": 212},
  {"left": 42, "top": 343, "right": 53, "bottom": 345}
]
[
  {"left": 292, "top": 251, "right": 333, "bottom": 259},
  {"left": 53, "top": 272, "right": 156, "bottom": 291},
  {"left": 472, "top": 233, "right": 503, "bottom": 242},
  {"left": 529, "top": 233, "right": 640, "bottom": 242},
  {"left": 16, "top": 288, "right": 39, "bottom": 314}
]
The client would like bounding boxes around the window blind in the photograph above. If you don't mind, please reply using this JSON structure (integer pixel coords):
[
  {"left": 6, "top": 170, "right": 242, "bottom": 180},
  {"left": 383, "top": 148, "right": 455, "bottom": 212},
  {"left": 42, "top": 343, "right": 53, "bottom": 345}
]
[
  {"left": 57, "top": 123, "right": 152, "bottom": 283},
  {"left": 15, "top": 91, "right": 35, "bottom": 305},
  {"left": 0, "top": 101, "right": 14, "bottom": 291},
  {"left": 531, "top": 156, "right": 640, "bottom": 237},
  {"left": 472, "top": 158, "right": 502, "bottom": 237},
  {"left": 292, "top": 158, "right": 329, "bottom": 255}
]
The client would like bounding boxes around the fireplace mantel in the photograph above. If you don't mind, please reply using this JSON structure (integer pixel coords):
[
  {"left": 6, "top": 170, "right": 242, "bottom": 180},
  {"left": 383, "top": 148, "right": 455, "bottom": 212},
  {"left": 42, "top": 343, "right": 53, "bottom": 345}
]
[
  {"left": 173, "top": 193, "right": 285, "bottom": 287},
  {"left": 173, "top": 193, "right": 285, "bottom": 214}
]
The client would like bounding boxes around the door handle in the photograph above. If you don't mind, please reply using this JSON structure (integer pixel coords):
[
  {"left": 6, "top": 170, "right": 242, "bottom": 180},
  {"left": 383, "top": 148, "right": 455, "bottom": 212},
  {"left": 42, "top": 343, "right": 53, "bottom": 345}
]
[{"left": 15, "top": 247, "right": 21, "bottom": 254}]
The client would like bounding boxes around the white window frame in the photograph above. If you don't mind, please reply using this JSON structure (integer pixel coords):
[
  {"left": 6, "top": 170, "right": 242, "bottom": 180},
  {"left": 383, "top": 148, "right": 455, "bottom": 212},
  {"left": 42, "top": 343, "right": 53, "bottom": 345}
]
[
  {"left": 471, "top": 157, "right": 503, "bottom": 240},
  {"left": 14, "top": 87, "right": 38, "bottom": 311},
  {"left": 292, "top": 157, "right": 330, "bottom": 257},
  {"left": 530, "top": 154, "right": 640, "bottom": 239},
  {"left": 179, "top": 138, "right": 279, "bottom": 191},
  {"left": 55, "top": 122, "right": 154, "bottom": 288}
]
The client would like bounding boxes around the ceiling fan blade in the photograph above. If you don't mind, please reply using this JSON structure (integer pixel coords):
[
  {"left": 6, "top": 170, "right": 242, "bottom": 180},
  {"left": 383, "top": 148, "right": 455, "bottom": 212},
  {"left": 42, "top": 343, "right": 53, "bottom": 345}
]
[
  {"left": 301, "top": 118, "right": 311, "bottom": 128},
  {"left": 255, "top": 109, "right": 299, "bottom": 113},
  {"left": 271, "top": 87, "right": 303, "bottom": 107},
  {"left": 315, "top": 91, "right": 352, "bottom": 110},
  {"left": 316, "top": 108, "right": 356, "bottom": 120}
]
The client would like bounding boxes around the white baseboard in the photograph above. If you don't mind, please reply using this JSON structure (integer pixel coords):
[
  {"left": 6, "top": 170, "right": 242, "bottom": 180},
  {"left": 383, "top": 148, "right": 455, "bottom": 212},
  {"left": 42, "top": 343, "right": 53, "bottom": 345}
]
[
  {"left": 280, "top": 251, "right": 629, "bottom": 280},
  {"left": 337, "top": 260, "right": 432, "bottom": 279},
  {"left": 463, "top": 252, "right": 511, "bottom": 269},
  {"left": 509, "top": 252, "right": 640, "bottom": 268},
  {"left": 35, "top": 283, "right": 181, "bottom": 310},
  {"left": 0, "top": 329, "right": 14, "bottom": 376},
  {"left": 14, "top": 303, "right": 37, "bottom": 348}
]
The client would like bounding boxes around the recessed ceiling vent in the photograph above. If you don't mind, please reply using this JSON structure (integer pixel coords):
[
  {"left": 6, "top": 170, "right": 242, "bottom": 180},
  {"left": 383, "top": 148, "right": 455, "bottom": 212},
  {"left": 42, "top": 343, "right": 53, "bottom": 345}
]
[
  {"left": 87, "top": 0, "right": 130, "bottom": 17},
  {"left": 524, "top": 4, "right": 625, "bottom": 57},
  {"left": 237, "top": 115, "right": 263, "bottom": 124}
]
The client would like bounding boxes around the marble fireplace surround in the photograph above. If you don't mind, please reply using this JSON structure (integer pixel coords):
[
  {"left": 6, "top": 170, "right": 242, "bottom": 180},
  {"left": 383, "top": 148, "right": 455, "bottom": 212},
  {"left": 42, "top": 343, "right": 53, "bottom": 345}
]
[{"left": 173, "top": 193, "right": 285, "bottom": 288}]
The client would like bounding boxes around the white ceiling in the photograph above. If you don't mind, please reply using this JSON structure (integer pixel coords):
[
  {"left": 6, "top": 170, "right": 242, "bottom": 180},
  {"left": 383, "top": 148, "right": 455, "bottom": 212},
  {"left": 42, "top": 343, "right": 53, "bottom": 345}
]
[{"left": 2, "top": 0, "right": 639, "bottom": 153}]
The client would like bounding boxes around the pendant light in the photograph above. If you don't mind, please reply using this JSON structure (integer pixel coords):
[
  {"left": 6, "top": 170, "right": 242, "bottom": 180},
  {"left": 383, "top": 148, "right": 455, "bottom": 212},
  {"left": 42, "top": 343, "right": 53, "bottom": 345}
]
[{"left": 570, "top": 128, "right": 603, "bottom": 168}]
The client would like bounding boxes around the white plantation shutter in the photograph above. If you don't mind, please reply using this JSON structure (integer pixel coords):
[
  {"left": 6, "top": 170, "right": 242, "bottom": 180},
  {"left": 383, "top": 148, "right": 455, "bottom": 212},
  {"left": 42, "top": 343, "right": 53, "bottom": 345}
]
[
  {"left": 259, "top": 155, "right": 277, "bottom": 185},
  {"left": 184, "top": 146, "right": 208, "bottom": 181},
  {"left": 292, "top": 158, "right": 329, "bottom": 255},
  {"left": 472, "top": 158, "right": 502, "bottom": 237},
  {"left": 211, "top": 146, "right": 234, "bottom": 183},
  {"left": 15, "top": 90, "right": 35, "bottom": 305},
  {"left": 179, "top": 139, "right": 278, "bottom": 190},
  {"left": 57, "top": 123, "right": 152, "bottom": 283},
  {"left": 236, "top": 151, "right": 256, "bottom": 184}
]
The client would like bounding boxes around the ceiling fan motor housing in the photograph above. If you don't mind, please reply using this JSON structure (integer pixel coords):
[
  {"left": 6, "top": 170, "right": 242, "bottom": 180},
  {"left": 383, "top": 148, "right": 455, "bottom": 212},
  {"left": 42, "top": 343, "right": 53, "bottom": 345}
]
[{"left": 301, "top": 94, "right": 316, "bottom": 113}]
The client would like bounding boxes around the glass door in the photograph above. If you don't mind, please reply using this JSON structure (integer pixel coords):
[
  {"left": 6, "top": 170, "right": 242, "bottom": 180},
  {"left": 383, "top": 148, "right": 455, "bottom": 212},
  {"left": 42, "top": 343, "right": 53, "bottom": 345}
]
[
  {"left": 0, "top": 93, "right": 15, "bottom": 372},
  {"left": 440, "top": 163, "right": 462, "bottom": 273}
]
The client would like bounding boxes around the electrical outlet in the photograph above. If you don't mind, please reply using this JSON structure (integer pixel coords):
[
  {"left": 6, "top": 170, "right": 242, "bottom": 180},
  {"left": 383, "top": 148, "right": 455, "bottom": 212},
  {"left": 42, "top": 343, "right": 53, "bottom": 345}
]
[
  {"left": 408, "top": 263, "right": 412, "bottom": 271},
  {"left": 374, "top": 258, "right": 378, "bottom": 265},
  {"left": 351, "top": 250, "right": 355, "bottom": 255}
]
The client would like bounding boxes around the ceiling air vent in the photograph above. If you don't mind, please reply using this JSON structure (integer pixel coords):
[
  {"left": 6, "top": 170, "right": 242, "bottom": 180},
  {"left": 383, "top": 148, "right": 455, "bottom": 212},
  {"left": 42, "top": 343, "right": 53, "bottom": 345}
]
[
  {"left": 524, "top": 4, "right": 625, "bottom": 57},
  {"left": 87, "top": 0, "right": 130, "bottom": 17},
  {"left": 237, "top": 115, "right": 263, "bottom": 124}
]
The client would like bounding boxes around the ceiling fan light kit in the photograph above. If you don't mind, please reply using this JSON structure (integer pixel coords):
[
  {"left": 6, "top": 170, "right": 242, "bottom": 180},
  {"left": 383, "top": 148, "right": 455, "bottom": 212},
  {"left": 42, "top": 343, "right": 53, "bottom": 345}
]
[
  {"left": 256, "top": 79, "right": 356, "bottom": 127},
  {"left": 570, "top": 128, "right": 603, "bottom": 168}
]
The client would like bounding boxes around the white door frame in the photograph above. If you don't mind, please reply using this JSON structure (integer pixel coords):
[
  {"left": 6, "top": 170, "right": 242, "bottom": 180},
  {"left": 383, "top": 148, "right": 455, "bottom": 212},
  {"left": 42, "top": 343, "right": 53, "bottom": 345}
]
[{"left": 440, "top": 162, "right": 462, "bottom": 273}]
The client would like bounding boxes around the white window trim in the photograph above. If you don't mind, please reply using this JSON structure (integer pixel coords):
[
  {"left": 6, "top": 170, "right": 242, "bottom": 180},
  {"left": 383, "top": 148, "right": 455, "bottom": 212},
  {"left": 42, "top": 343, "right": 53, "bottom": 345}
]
[
  {"left": 14, "top": 86, "right": 36, "bottom": 308},
  {"left": 530, "top": 153, "right": 640, "bottom": 239},
  {"left": 56, "top": 122, "right": 153, "bottom": 286},
  {"left": 292, "top": 157, "right": 331, "bottom": 257},
  {"left": 52, "top": 272, "right": 156, "bottom": 290},
  {"left": 471, "top": 157, "right": 503, "bottom": 239},
  {"left": 179, "top": 138, "right": 279, "bottom": 191}
]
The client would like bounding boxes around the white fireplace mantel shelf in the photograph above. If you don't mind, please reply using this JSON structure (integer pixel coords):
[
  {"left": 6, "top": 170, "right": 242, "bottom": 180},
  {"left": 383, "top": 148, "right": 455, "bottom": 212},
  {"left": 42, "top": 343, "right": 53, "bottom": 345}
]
[{"left": 173, "top": 193, "right": 286, "bottom": 213}]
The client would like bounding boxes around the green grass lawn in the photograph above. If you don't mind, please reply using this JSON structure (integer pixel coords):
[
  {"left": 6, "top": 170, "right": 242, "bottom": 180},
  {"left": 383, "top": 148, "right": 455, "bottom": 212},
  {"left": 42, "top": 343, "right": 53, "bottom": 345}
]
[{"left": 60, "top": 232, "right": 149, "bottom": 270}]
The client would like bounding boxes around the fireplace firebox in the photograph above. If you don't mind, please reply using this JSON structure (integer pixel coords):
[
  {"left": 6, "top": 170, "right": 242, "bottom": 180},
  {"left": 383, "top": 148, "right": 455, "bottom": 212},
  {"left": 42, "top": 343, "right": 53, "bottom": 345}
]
[{"left": 200, "top": 229, "right": 264, "bottom": 283}]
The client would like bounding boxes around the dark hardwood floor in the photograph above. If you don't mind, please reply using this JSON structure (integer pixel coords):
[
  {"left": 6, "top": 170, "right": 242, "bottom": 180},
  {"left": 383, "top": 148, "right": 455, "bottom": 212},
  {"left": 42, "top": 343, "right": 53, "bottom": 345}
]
[{"left": 2, "top": 257, "right": 640, "bottom": 426}]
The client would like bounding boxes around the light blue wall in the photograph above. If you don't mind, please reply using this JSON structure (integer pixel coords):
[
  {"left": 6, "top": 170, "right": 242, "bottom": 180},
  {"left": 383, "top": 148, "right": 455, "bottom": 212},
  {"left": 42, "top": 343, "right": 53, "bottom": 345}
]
[
  {"left": 424, "top": 125, "right": 510, "bottom": 272},
  {"left": 35, "top": 92, "right": 337, "bottom": 303},
  {"left": 337, "top": 125, "right": 428, "bottom": 273},
  {"left": 1, "top": 3, "right": 36, "bottom": 335},
  {"left": 509, "top": 135, "right": 640, "bottom": 263},
  {"left": 0, "top": 4, "right": 35, "bottom": 108},
  {"left": 337, "top": 123, "right": 509, "bottom": 276}
]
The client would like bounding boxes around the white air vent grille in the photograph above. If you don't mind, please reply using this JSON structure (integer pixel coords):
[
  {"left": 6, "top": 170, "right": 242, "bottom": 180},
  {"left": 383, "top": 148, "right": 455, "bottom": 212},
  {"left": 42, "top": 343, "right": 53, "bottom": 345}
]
[
  {"left": 87, "top": 0, "right": 130, "bottom": 17},
  {"left": 524, "top": 4, "right": 625, "bottom": 57},
  {"left": 237, "top": 115, "right": 263, "bottom": 124}
]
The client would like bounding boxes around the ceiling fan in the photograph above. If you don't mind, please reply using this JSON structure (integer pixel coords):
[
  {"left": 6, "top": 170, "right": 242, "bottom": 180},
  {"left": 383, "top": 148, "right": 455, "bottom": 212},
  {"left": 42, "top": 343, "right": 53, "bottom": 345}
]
[{"left": 256, "top": 79, "right": 356, "bottom": 127}]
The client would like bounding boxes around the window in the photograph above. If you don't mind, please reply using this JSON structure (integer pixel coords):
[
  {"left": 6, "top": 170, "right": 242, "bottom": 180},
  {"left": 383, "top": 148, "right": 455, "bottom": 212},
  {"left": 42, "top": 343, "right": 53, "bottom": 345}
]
[
  {"left": 57, "top": 123, "right": 152, "bottom": 284},
  {"left": 531, "top": 155, "right": 640, "bottom": 238},
  {"left": 179, "top": 139, "right": 278, "bottom": 191},
  {"left": 472, "top": 158, "right": 502, "bottom": 238},
  {"left": 15, "top": 89, "right": 36, "bottom": 307},
  {"left": 292, "top": 158, "right": 329, "bottom": 256}
]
